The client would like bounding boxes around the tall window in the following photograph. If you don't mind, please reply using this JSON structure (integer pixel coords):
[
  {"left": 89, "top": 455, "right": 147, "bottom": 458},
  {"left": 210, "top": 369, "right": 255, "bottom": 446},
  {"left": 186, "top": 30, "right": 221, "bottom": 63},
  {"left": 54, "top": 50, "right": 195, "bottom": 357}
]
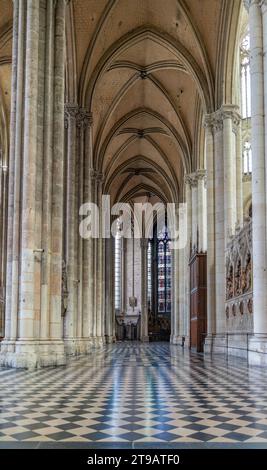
[
  {"left": 148, "top": 225, "right": 172, "bottom": 316},
  {"left": 114, "top": 224, "right": 122, "bottom": 312},
  {"left": 147, "top": 241, "right": 152, "bottom": 310}
]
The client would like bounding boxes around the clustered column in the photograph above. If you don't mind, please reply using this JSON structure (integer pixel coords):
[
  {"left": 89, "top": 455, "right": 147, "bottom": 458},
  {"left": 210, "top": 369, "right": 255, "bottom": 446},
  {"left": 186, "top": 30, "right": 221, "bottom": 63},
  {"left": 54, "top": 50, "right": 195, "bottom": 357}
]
[
  {"left": 63, "top": 105, "right": 95, "bottom": 355},
  {"left": 203, "top": 105, "right": 241, "bottom": 351},
  {"left": 0, "top": 0, "right": 67, "bottom": 368},
  {"left": 140, "top": 238, "right": 149, "bottom": 342},
  {"left": 0, "top": 160, "right": 8, "bottom": 337},
  {"left": 245, "top": 0, "right": 267, "bottom": 361},
  {"left": 170, "top": 206, "right": 179, "bottom": 344}
]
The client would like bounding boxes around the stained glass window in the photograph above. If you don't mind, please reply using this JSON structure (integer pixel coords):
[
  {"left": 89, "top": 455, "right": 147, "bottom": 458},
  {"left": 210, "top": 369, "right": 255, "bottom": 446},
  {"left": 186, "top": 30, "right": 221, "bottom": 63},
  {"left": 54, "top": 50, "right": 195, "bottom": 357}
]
[
  {"left": 147, "top": 241, "right": 152, "bottom": 309},
  {"left": 157, "top": 226, "right": 171, "bottom": 315},
  {"left": 114, "top": 222, "right": 122, "bottom": 312}
]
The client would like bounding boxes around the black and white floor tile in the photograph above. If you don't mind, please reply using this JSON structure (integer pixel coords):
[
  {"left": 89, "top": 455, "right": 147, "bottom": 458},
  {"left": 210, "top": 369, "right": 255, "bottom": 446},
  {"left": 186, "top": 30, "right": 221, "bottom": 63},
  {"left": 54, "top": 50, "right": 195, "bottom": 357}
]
[{"left": 1, "top": 342, "right": 267, "bottom": 446}]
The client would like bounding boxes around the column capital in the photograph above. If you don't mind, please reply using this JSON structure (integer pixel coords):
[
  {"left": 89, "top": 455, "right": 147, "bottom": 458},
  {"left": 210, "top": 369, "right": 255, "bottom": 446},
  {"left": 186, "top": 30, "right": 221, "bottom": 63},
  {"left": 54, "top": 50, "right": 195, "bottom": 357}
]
[
  {"left": 76, "top": 108, "right": 93, "bottom": 130},
  {"left": 89, "top": 168, "right": 103, "bottom": 183},
  {"left": 203, "top": 110, "right": 223, "bottom": 133},
  {"left": 220, "top": 104, "right": 241, "bottom": 126},
  {"left": 185, "top": 170, "right": 207, "bottom": 188},
  {"left": 204, "top": 106, "right": 241, "bottom": 134},
  {"left": 184, "top": 173, "right": 198, "bottom": 188},
  {"left": 64, "top": 103, "right": 79, "bottom": 128},
  {"left": 64, "top": 102, "right": 79, "bottom": 116},
  {"left": 244, "top": 0, "right": 266, "bottom": 10},
  {"left": 195, "top": 169, "right": 207, "bottom": 181}
]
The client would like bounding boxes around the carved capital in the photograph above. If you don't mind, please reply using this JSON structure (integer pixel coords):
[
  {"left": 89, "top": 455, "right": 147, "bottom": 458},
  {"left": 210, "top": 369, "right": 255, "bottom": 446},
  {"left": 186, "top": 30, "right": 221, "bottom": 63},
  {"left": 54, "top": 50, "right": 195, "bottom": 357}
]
[
  {"left": 244, "top": 0, "right": 267, "bottom": 9},
  {"left": 204, "top": 106, "right": 241, "bottom": 134},
  {"left": 204, "top": 110, "right": 223, "bottom": 133},
  {"left": 195, "top": 169, "right": 207, "bottom": 181},
  {"left": 220, "top": 105, "right": 241, "bottom": 127},
  {"left": 64, "top": 103, "right": 79, "bottom": 129},
  {"left": 89, "top": 169, "right": 103, "bottom": 183},
  {"left": 243, "top": 0, "right": 250, "bottom": 11},
  {"left": 76, "top": 108, "right": 93, "bottom": 130},
  {"left": 185, "top": 170, "right": 207, "bottom": 188},
  {"left": 184, "top": 173, "right": 197, "bottom": 188},
  {"left": 203, "top": 114, "right": 215, "bottom": 130}
]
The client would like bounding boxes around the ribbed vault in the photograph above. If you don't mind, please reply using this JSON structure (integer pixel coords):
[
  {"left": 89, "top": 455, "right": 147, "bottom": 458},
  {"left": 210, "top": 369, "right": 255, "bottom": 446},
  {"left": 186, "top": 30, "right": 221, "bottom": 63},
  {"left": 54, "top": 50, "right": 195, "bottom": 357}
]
[{"left": 0, "top": 0, "right": 243, "bottom": 207}]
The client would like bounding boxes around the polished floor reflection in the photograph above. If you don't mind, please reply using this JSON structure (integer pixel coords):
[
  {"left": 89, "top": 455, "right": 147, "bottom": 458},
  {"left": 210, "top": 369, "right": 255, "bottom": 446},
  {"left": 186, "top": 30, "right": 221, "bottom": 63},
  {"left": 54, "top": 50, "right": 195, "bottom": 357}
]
[{"left": 1, "top": 342, "right": 267, "bottom": 447}]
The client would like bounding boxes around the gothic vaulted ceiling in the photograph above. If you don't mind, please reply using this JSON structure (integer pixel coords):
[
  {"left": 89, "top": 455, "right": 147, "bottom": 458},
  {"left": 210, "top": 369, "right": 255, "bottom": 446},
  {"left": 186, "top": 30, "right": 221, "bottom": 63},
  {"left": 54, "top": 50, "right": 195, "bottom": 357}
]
[
  {"left": 0, "top": 0, "right": 243, "bottom": 202},
  {"left": 68, "top": 0, "right": 242, "bottom": 206}
]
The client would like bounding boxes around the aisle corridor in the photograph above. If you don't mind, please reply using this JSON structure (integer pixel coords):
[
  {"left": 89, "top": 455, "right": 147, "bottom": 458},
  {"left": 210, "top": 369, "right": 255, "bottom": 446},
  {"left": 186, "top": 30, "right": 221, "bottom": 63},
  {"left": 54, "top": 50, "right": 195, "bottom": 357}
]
[{"left": 1, "top": 343, "right": 267, "bottom": 448}]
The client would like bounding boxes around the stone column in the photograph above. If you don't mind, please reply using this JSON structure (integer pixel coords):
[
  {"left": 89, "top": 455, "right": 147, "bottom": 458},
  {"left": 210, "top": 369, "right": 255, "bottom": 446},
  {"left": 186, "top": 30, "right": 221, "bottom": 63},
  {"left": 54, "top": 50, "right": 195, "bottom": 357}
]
[
  {"left": 64, "top": 103, "right": 79, "bottom": 354},
  {"left": 236, "top": 115, "right": 244, "bottom": 226},
  {"left": 184, "top": 179, "right": 192, "bottom": 345},
  {"left": 105, "top": 236, "right": 115, "bottom": 343},
  {"left": 140, "top": 238, "right": 149, "bottom": 342},
  {"left": 49, "top": 1, "right": 66, "bottom": 352},
  {"left": 213, "top": 112, "right": 226, "bottom": 338},
  {"left": 82, "top": 113, "right": 94, "bottom": 349},
  {"left": 187, "top": 176, "right": 198, "bottom": 252},
  {"left": 95, "top": 171, "right": 105, "bottom": 346},
  {"left": 171, "top": 207, "right": 179, "bottom": 344},
  {"left": 0, "top": 163, "right": 8, "bottom": 338},
  {"left": 203, "top": 110, "right": 225, "bottom": 352},
  {"left": 222, "top": 105, "right": 240, "bottom": 241},
  {"left": 203, "top": 117, "right": 216, "bottom": 345},
  {"left": 178, "top": 222, "right": 185, "bottom": 342},
  {"left": 245, "top": 0, "right": 267, "bottom": 362},
  {"left": 196, "top": 170, "right": 207, "bottom": 253},
  {"left": 40, "top": 0, "right": 55, "bottom": 342},
  {"left": 0, "top": 0, "right": 67, "bottom": 368},
  {"left": 77, "top": 108, "right": 92, "bottom": 354}
]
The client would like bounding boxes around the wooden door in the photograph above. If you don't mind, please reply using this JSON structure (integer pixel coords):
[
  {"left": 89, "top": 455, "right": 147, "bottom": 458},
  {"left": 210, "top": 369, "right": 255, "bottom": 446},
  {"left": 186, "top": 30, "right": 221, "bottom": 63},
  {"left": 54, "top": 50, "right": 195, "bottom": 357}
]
[{"left": 189, "top": 253, "right": 207, "bottom": 352}]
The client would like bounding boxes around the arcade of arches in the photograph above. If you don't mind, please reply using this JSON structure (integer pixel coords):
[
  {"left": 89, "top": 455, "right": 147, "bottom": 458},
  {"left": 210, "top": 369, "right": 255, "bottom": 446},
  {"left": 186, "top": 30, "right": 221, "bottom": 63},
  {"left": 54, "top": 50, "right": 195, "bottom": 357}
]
[{"left": 1, "top": 0, "right": 267, "bottom": 373}]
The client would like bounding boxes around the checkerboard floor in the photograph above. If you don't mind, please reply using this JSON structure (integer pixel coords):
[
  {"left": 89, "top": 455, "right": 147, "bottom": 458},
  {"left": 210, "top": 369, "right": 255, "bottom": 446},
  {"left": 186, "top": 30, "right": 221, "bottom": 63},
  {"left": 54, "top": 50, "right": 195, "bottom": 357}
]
[{"left": 1, "top": 342, "right": 267, "bottom": 446}]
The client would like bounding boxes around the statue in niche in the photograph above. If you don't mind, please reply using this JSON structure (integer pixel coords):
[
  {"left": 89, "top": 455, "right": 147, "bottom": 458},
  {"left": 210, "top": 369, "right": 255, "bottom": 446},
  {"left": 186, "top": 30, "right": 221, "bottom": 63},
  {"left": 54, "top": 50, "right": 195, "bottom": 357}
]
[
  {"left": 248, "top": 298, "right": 253, "bottom": 314},
  {"left": 245, "top": 253, "right": 252, "bottom": 292},
  {"left": 226, "top": 306, "right": 230, "bottom": 319},
  {"left": 241, "top": 268, "right": 247, "bottom": 294},
  {"left": 226, "top": 265, "right": 234, "bottom": 300},
  {"left": 61, "top": 260, "right": 68, "bottom": 317},
  {"left": 129, "top": 296, "right": 137, "bottom": 308},
  {"left": 232, "top": 304, "right": 236, "bottom": 316},
  {"left": 235, "top": 259, "right": 242, "bottom": 297}
]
